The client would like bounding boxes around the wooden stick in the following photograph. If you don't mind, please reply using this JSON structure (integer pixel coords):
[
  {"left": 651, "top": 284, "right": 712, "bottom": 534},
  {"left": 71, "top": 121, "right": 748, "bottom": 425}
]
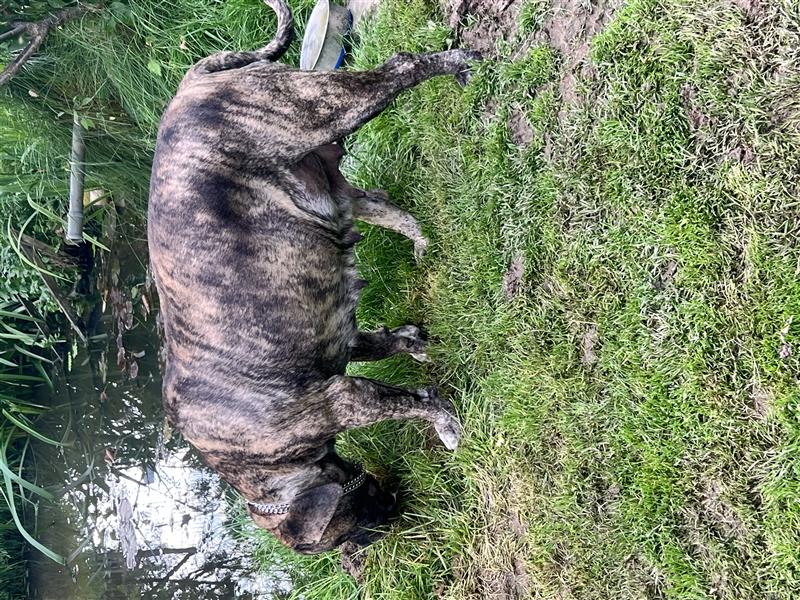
[
  {"left": 18, "top": 243, "right": 87, "bottom": 344},
  {"left": 9, "top": 227, "right": 78, "bottom": 268}
]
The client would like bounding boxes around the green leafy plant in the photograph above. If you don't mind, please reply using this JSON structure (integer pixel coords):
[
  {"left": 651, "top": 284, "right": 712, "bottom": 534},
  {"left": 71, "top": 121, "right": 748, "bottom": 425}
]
[{"left": 0, "top": 301, "right": 65, "bottom": 568}]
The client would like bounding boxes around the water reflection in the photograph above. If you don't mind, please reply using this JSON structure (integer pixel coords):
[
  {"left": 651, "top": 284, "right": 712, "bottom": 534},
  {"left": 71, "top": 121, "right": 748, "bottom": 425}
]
[{"left": 25, "top": 228, "right": 288, "bottom": 599}]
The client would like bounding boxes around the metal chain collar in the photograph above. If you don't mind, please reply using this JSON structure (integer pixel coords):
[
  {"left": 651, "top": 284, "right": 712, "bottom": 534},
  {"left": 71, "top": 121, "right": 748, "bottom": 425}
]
[{"left": 247, "top": 464, "right": 366, "bottom": 516}]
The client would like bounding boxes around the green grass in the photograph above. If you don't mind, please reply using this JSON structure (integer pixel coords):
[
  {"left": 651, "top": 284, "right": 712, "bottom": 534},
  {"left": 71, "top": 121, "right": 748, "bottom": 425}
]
[
  {"left": 3, "top": 0, "right": 799, "bottom": 597},
  {"left": 242, "top": 0, "right": 800, "bottom": 597}
]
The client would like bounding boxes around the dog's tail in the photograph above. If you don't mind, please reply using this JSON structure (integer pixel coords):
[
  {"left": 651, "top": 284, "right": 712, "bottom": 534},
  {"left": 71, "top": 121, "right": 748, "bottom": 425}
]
[
  {"left": 193, "top": 0, "right": 294, "bottom": 74},
  {"left": 255, "top": 0, "right": 294, "bottom": 61}
]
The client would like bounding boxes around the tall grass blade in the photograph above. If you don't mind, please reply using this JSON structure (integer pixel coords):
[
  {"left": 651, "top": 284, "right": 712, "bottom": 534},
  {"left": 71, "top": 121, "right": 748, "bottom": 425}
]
[
  {"left": 0, "top": 308, "right": 42, "bottom": 323},
  {"left": 0, "top": 471, "right": 65, "bottom": 564},
  {"left": 0, "top": 431, "right": 54, "bottom": 500},
  {"left": 31, "top": 359, "right": 54, "bottom": 393},
  {"left": 6, "top": 215, "right": 66, "bottom": 281},
  {"left": 0, "top": 373, "right": 45, "bottom": 383},
  {"left": 0, "top": 356, "right": 19, "bottom": 368},
  {"left": 1, "top": 411, "right": 65, "bottom": 447},
  {"left": 13, "top": 344, "right": 54, "bottom": 365},
  {"left": 1, "top": 323, "right": 36, "bottom": 345},
  {"left": 0, "top": 394, "right": 46, "bottom": 409}
]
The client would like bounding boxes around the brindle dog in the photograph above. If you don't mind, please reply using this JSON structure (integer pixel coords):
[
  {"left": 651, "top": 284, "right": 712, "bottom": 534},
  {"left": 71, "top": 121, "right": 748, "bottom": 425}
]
[{"left": 148, "top": 0, "right": 479, "bottom": 554}]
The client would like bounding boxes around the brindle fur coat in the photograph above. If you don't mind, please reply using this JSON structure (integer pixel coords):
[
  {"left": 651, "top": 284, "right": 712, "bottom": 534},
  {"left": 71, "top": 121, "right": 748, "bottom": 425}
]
[{"left": 148, "top": 0, "right": 478, "bottom": 553}]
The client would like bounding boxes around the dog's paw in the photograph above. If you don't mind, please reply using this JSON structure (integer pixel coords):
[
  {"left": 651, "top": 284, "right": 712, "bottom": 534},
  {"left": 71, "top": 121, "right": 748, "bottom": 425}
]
[
  {"left": 413, "top": 236, "right": 429, "bottom": 261},
  {"left": 392, "top": 325, "right": 429, "bottom": 362},
  {"left": 418, "top": 390, "right": 461, "bottom": 450},
  {"left": 392, "top": 324, "right": 424, "bottom": 340},
  {"left": 410, "top": 351, "right": 431, "bottom": 363},
  {"left": 434, "top": 410, "right": 462, "bottom": 451},
  {"left": 453, "top": 49, "right": 483, "bottom": 86}
]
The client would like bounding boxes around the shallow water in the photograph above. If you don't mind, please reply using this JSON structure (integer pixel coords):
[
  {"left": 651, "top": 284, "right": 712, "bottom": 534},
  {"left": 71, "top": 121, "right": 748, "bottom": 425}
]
[{"left": 24, "top": 231, "right": 289, "bottom": 599}]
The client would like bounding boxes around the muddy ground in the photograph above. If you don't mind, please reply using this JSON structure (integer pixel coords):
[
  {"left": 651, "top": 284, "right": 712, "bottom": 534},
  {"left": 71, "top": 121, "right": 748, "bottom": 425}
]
[{"left": 445, "top": 0, "right": 622, "bottom": 107}]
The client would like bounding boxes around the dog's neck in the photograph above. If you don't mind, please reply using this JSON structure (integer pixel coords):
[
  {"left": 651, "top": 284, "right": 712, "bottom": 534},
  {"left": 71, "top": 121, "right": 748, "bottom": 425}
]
[
  {"left": 204, "top": 442, "right": 353, "bottom": 505},
  {"left": 243, "top": 464, "right": 322, "bottom": 505}
]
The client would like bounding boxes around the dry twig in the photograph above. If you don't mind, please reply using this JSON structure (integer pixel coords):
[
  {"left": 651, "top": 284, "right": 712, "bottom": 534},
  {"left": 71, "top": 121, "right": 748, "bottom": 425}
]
[{"left": 0, "top": 5, "right": 97, "bottom": 86}]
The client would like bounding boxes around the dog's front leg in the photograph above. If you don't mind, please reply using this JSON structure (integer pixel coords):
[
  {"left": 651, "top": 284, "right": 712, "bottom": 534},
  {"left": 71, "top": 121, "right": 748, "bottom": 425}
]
[
  {"left": 350, "top": 325, "right": 428, "bottom": 362},
  {"left": 353, "top": 191, "right": 429, "bottom": 259},
  {"left": 324, "top": 376, "right": 460, "bottom": 450}
]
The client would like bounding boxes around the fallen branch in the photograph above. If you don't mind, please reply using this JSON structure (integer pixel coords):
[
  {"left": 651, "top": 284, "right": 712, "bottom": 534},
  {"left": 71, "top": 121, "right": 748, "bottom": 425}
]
[
  {"left": 17, "top": 241, "right": 87, "bottom": 344},
  {"left": 9, "top": 227, "right": 78, "bottom": 269},
  {"left": 0, "top": 5, "right": 95, "bottom": 87}
]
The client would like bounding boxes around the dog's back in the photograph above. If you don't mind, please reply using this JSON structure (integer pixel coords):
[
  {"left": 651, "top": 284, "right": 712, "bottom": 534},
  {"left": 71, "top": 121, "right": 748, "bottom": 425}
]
[{"left": 148, "top": 80, "right": 360, "bottom": 457}]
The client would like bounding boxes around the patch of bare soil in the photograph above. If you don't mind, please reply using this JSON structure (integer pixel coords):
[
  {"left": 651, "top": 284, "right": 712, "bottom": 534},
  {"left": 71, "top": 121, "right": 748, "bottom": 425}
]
[
  {"left": 445, "top": 0, "right": 625, "bottom": 115},
  {"left": 700, "top": 479, "right": 749, "bottom": 543},
  {"left": 682, "top": 509, "right": 730, "bottom": 599},
  {"left": 726, "top": 142, "right": 756, "bottom": 165},
  {"left": 681, "top": 84, "right": 709, "bottom": 130},
  {"left": 653, "top": 259, "right": 678, "bottom": 291},
  {"left": 681, "top": 81, "right": 760, "bottom": 169},
  {"left": 445, "top": 0, "right": 525, "bottom": 54},
  {"left": 507, "top": 508, "right": 527, "bottom": 537},
  {"left": 750, "top": 385, "right": 771, "bottom": 418},
  {"left": 625, "top": 555, "right": 667, "bottom": 599},
  {"left": 508, "top": 109, "right": 534, "bottom": 146},
  {"left": 601, "top": 483, "right": 620, "bottom": 517},
  {"left": 502, "top": 253, "right": 525, "bottom": 298},
  {"left": 476, "top": 558, "right": 530, "bottom": 600},
  {"left": 680, "top": 477, "right": 750, "bottom": 595},
  {"left": 580, "top": 323, "right": 600, "bottom": 368},
  {"left": 537, "top": 0, "right": 623, "bottom": 103},
  {"left": 457, "top": 476, "right": 532, "bottom": 599},
  {"left": 730, "top": 0, "right": 762, "bottom": 18},
  {"left": 749, "top": 373, "right": 772, "bottom": 420},
  {"left": 340, "top": 540, "right": 366, "bottom": 582}
]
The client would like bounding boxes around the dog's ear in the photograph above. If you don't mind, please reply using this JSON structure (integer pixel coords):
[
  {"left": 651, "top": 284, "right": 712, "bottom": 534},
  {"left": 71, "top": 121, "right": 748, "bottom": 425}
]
[{"left": 279, "top": 483, "right": 343, "bottom": 546}]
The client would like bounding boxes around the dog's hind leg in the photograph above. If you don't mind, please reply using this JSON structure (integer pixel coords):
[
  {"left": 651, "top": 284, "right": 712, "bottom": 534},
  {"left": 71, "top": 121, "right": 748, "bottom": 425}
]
[
  {"left": 350, "top": 325, "right": 428, "bottom": 362},
  {"left": 352, "top": 190, "right": 429, "bottom": 259},
  {"left": 323, "top": 376, "right": 460, "bottom": 449},
  {"left": 241, "top": 49, "right": 481, "bottom": 163}
]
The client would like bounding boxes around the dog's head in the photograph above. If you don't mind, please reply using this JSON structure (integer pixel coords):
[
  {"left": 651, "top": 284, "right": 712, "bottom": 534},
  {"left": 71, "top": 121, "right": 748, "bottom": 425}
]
[{"left": 248, "top": 470, "right": 397, "bottom": 554}]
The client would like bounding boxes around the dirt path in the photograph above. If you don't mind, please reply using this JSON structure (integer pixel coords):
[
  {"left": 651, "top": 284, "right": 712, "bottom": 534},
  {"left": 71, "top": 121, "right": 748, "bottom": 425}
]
[{"left": 444, "top": 0, "right": 624, "bottom": 106}]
